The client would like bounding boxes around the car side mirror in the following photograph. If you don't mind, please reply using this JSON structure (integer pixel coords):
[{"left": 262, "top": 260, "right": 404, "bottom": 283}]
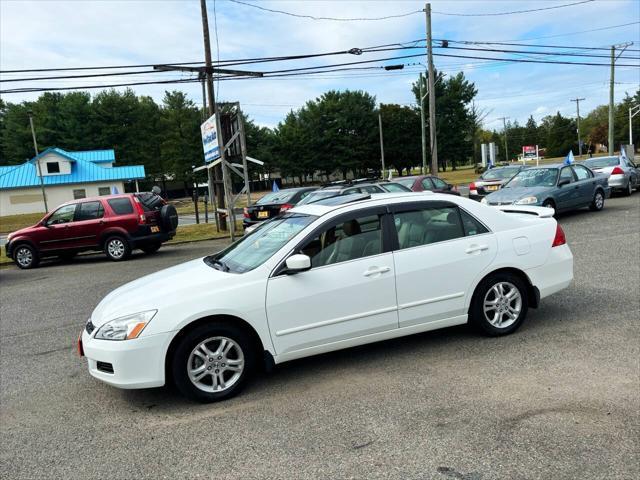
[
  {"left": 558, "top": 179, "right": 570, "bottom": 187},
  {"left": 285, "top": 254, "right": 311, "bottom": 274}
]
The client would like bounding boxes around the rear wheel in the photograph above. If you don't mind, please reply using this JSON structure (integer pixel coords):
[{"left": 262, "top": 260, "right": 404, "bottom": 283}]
[
  {"left": 171, "top": 323, "right": 256, "bottom": 403},
  {"left": 623, "top": 181, "right": 633, "bottom": 197},
  {"left": 589, "top": 190, "right": 605, "bottom": 211},
  {"left": 141, "top": 243, "right": 161, "bottom": 254},
  {"left": 470, "top": 272, "right": 529, "bottom": 336},
  {"left": 13, "top": 244, "right": 39, "bottom": 269},
  {"left": 104, "top": 236, "right": 131, "bottom": 261}
]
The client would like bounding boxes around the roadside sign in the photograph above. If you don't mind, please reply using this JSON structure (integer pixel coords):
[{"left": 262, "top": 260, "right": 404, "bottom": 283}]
[
  {"left": 201, "top": 114, "right": 220, "bottom": 163},
  {"left": 523, "top": 145, "right": 537, "bottom": 159}
]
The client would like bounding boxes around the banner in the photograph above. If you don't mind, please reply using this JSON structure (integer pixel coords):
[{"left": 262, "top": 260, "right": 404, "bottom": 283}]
[
  {"left": 201, "top": 114, "right": 220, "bottom": 163},
  {"left": 523, "top": 145, "right": 537, "bottom": 159}
]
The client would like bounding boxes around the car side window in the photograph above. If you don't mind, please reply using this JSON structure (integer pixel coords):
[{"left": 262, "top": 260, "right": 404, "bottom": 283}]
[
  {"left": 343, "top": 188, "right": 360, "bottom": 195},
  {"left": 432, "top": 177, "right": 448, "bottom": 189},
  {"left": 299, "top": 214, "right": 382, "bottom": 268},
  {"left": 421, "top": 178, "right": 435, "bottom": 190},
  {"left": 362, "top": 185, "right": 383, "bottom": 194},
  {"left": 394, "top": 206, "right": 465, "bottom": 250},
  {"left": 107, "top": 197, "right": 134, "bottom": 215},
  {"left": 459, "top": 209, "right": 489, "bottom": 236},
  {"left": 559, "top": 167, "right": 574, "bottom": 184},
  {"left": 572, "top": 165, "right": 592, "bottom": 180},
  {"left": 75, "top": 201, "right": 104, "bottom": 221},
  {"left": 47, "top": 204, "right": 77, "bottom": 225}
]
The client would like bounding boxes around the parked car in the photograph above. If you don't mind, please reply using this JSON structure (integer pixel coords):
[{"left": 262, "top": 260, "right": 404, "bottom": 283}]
[
  {"left": 79, "top": 192, "right": 573, "bottom": 402},
  {"left": 243, "top": 187, "right": 317, "bottom": 230},
  {"left": 481, "top": 163, "right": 610, "bottom": 214},
  {"left": 376, "top": 181, "right": 412, "bottom": 193},
  {"left": 394, "top": 175, "right": 460, "bottom": 195},
  {"left": 297, "top": 183, "right": 388, "bottom": 205},
  {"left": 6, "top": 192, "right": 178, "bottom": 269},
  {"left": 582, "top": 155, "right": 639, "bottom": 196},
  {"left": 468, "top": 165, "right": 526, "bottom": 201}
]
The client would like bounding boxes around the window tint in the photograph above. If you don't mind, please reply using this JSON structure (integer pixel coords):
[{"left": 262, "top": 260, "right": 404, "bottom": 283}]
[
  {"left": 432, "top": 177, "right": 448, "bottom": 189},
  {"left": 46, "top": 162, "right": 60, "bottom": 174},
  {"left": 107, "top": 197, "right": 134, "bottom": 215},
  {"left": 572, "top": 164, "right": 592, "bottom": 180},
  {"left": 98, "top": 187, "right": 111, "bottom": 196},
  {"left": 382, "top": 183, "right": 408, "bottom": 192},
  {"left": 394, "top": 206, "right": 465, "bottom": 249},
  {"left": 73, "top": 189, "right": 86, "bottom": 199},
  {"left": 361, "top": 185, "right": 383, "bottom": 194},
  {"left": 75, "top": 201, "right": 104, "bottom": 221},
  {"left": 47, "top": 204, "right": 76, "bottom": 225},
  {"left": 459, "top": 209, "right": 489, "bottom": 236},
  {"left": 421, "top": 178, "right": 435, "bottom": 190},
  {"left": 299, "top": 214, "right": 382, "bottom": 268},
  {"left": 559, "top": 167, "right": 574, "bottom": 184}
]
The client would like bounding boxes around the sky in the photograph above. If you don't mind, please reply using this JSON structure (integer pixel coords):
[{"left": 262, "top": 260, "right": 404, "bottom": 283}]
[{"left": 1, "top": 0, "right": 639, "bottom": 134}]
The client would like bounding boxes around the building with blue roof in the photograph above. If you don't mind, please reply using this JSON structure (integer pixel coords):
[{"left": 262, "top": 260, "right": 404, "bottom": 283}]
[{"left": 0, "top": 148, "right": 145, "bottom": 215}]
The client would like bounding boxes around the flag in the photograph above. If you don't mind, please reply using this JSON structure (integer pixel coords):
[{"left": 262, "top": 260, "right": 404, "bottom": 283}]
[
  {"left": 620, "top": 146, "right": 628, "bottom": 161},
  {"left": 564, "top": 150, "right": 574, "bottom": 165},
  {"left": 387, "top": 170, "right": 393, "bottom": 181},
  {"left": 272, "top": 180, "right": 279, "bottom": 192},
  {"left": 487, "top": 155, "right": 493, "bottom": 169}
]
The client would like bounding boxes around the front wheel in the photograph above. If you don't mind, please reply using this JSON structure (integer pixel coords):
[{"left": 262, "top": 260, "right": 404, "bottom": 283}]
[
  {"left": 171, "top": 323, "right": 256, "bottom": 403},
  {"left": 470, "top": 273, "right": 529, "bottom": 336},
  {"left": 13, "top": 244, "right": 39, "bottom": 269},
  {"left": 589, "top": 190, "right": 605, "bottom": 211}
]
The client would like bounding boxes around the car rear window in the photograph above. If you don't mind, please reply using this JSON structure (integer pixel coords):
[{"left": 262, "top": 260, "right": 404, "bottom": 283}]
[
  {"left": 107, "top": 197, "right": 134, "bottom": 215},
  {"left": 482, "top": 167, "right": 521, "bottom": 180},
  {"left": 256, "top": 191, "right": 296, "bottom": 205},
  {"left": 584, "top": 157, "right": 619, "bottom": 168}
]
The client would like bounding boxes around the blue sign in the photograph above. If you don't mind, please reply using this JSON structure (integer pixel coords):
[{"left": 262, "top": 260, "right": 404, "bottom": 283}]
[{"left": 201, "top": 114, "right": 220, "bottom": 163}]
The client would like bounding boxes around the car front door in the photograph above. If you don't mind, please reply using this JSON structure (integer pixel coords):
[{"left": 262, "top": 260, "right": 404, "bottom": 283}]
[
  {"left": 571, "top": 164, "right": 596, "bottom": 206},
  {"left": 38, "top": 204, "right": 79, "bottom": 252},
  {"left": 556, "top": 166, "right": 579, "bottom": 209},
  {"left": 390, "top": 201, "right": 497, "bottom": 328},
  {"left": 265, "top": 207, "right": 399, "bottom": 356}
]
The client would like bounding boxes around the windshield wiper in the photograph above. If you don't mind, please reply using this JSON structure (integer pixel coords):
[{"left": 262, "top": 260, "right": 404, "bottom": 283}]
[{"left": 211, "top": 259, "right": 230, "bottom": 272}]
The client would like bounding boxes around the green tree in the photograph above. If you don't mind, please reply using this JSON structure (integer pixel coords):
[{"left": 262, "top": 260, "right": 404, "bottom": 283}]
[{"left": 379, "top": 103, "right": 421, "bottom": 175}]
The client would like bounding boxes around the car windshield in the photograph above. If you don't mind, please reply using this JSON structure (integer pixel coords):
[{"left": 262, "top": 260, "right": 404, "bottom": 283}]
[
  {"left": 256, "top": 190, "right": 296, "bottom": 205},
  {"left": 297, "top": 190, "right": 341, "bottom": 205},
  {"left": 583, "top": 157, "right": 620, "bottom": 169},
  {"left": 206, "top": 214, "right": 316, "bottom": 273},
  {"left": 504, "top": 168, "right": 558, "bottom": 188},
  {"left": 395, "top": 177, "right": 415, "bottom": 188},
  {"left": 482, "top": 167, "right": 521, "bottom": 180}
]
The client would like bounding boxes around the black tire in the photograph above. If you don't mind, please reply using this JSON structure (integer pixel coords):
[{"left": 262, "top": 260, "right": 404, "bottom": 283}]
[
  {"left": 13, "top": 243, "right": 39, "bottom": 269},
  {"left": 589, "top": 189, "right": 605, "bottom": 211},
  {"left": 141, "top": 243, "right": 161, "bottom": 254},
  {"left": 160, "top": 204, "right": 179, "bottom": 232},
  {"left": 623, "top": 181, "right": 633, "bottom": 197},
  {"left": 171, "top": 323, "right": 256, "bottom": 403},
  {"left": 470, "top": 272, "right": 529, "bottom": 336},
  {"left": 104, "top": 235, "right": 131, "bottom": 261},
  {"left": 542, "top": 199, "right": 556, "bottom": 216}
]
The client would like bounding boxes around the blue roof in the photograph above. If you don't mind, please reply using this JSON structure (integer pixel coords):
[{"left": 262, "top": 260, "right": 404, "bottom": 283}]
[{"left": 0, "top": 148, "right": 144, "bottom": 190}]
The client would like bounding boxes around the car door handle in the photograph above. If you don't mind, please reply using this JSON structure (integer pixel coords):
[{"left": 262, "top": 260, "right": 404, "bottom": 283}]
[
  {"left": 465, "top": 244, "right": 489, "bottom": 254},
  {"left": 363, "top": 266, "right": 390, "bottom": 277}
]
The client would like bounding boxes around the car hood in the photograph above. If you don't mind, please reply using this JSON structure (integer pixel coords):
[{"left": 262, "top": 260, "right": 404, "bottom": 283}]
[
  {"left": 485, "top": 186, "right": 553, "bottom": 203},
  {"left": 90, "top": 257, "right": 228, "bottom": 327}
]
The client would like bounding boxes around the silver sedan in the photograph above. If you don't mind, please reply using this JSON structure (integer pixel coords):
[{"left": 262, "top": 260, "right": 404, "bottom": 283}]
[{"left": 582, "top": 155, "right": 640, "bottom": 196}]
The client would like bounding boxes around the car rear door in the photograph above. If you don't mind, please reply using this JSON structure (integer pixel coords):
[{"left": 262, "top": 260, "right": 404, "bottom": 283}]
[
  {"left": 70, "top": 200, "right": 106, "bottom": 247},
  {"left": 265, "top": 207, "right": 399, "bottom": 355},
  {"left": 390, "top": 201, "right": 497, "bottom": 328}
]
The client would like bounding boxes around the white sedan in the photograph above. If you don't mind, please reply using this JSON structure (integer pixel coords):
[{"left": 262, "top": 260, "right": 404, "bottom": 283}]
[{"left": 79, "top": 193, "right": 573, "bottom": 402}]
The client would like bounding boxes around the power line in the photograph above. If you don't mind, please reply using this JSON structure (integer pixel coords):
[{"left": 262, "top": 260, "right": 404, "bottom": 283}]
[
  {"left": 444, "top": 39, "right": 640, "bottom": 53},
  {"left": 433, "top": 0, "right": 595, "bottom": 17},
  {"left": 227, "top": 0, "right": 421, "bottom": 21},
  {"left": 476, "top": 21, "right": 640, "bottom": 42},
  {"left": 439, "top": 45, "right": 640, "bottom": 60}
]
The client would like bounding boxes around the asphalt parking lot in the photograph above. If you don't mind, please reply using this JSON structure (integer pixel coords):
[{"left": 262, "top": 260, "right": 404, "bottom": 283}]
[{"left": 1, "top": 195, "right": 638, "bottom": 480}]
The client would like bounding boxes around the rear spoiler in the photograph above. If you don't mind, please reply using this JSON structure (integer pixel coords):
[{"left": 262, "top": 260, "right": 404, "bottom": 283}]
[{"left": 495, "top": 205, "right": 555, "bottom": 218}]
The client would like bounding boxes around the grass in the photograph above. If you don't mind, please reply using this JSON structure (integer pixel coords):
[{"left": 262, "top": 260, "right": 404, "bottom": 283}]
[
  {"left": 168, "top": 222, "right": 243, "bottom": 244},
  {"left": 0, "top": 212, "right": 45, "bottom": 234},
  {"left": 171, "top": 191, "right": 269, "bottom": 216},
  {"left": 0, "top": 246, "right": 9, "bottom": 266}
]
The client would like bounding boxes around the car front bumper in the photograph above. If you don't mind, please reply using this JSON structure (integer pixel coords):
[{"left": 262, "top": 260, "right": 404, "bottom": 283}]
[{"left": 81, "top": 328, "right": 174, "bottom": 389}]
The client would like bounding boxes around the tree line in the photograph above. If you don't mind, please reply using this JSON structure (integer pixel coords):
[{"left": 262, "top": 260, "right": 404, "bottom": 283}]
[{"left": 1, "top": 81, "right": 638, "bottom": 186}]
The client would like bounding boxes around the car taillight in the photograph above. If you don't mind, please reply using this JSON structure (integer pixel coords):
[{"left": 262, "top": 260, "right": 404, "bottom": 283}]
[
  {"left": 243, "top": 207, "right": 250, "bottom": 219},
  {"left": 611, "top": 166, "right": 624, "bottom": 175},
  {"left": 469, "top": 182, "right": 477, "bottom": 194},
  {"left": 280, "top": 203, "right": 293, "bottom": 213},
  {"left": 132, "top": 196, "right": 146, "bottom": 224},
  {"left": 552, "top": 224, "right": 566, "bottom": 247}
]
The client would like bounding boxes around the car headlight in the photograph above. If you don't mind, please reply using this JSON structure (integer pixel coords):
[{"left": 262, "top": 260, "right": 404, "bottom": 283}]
[
  {"left": 515, "top": 196, "right": 538, "bottom": 205},
  {"left": 94, "top": 310, "right": 157, "bottom": 340},
  {"left": 480, "top": 197, "right": 488, "bottom": 204}
]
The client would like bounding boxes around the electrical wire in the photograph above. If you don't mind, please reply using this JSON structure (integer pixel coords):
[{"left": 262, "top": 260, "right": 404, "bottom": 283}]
[
  {"left": 433, "top": 0, "right": 595, "bottom": 16},
  {"left": 470, "top": 21, "right": 640, "bottom": 43}
]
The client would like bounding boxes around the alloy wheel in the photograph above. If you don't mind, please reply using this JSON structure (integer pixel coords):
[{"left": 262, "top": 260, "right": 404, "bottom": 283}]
[
  {"left": 187, "top": 336, "right": 245, "bottom": 393},
  {"left": 15, "top": 247, "right": 33, "bottom": 268},
  {"left": 107, "top": 239, "right": 125, "bottom": 259},
  {"left": 595, "top": 192, "right": 604, "bottom": 209},
  {"left": 483, "top": 281, "right": 522, "bottom": 329}
]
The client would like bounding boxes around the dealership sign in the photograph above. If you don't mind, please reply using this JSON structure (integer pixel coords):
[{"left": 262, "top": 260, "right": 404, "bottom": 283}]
[
  {"left": 201, "top": 114, "right": 220, "bottom": 163},
  {"left": 523, "top": 145, "right": 537, "bottom": 159}
]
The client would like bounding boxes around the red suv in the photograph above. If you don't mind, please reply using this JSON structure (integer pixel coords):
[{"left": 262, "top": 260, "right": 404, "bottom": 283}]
[{"left": 6, "top": 193, "right": 178, "bottom": 269}]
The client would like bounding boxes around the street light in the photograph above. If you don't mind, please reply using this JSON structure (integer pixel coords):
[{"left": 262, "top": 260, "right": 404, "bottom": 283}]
[{"left": 27, "top": 110, "right": 48, "bottom": 212}]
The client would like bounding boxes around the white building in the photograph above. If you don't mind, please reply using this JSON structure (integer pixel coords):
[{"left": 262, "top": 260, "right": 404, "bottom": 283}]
[{"left": 0, "top": 148, "right": 145, "bottom": 215}]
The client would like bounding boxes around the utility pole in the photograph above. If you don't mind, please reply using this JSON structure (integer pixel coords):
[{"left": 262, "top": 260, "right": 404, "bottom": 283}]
[
  {"left": 419, "top": 72, "right": 427, "bottom": 175},
  {"left": 498, "top": 117, "right": 510, "bottom": 163},
  {"left": 27, "top": 111, "right": 48, "bottom": 212},
  {"left": 571, "top": 98, "right": 585, "bottom": 157},
  {"left": 609, "top": 42, "right": 633, "bottom": 155},
  {"left": 629, "top": 104, "right": 640, "bottom": 146},
  {"left": 425, "top": 3, "right": 438, "bottom": 174},
  {"left": 200, "top": 0, "right": 229, "bottom": 233},
  {"left": 378, "top": 112, "right": 386, "bottom": 179}
]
